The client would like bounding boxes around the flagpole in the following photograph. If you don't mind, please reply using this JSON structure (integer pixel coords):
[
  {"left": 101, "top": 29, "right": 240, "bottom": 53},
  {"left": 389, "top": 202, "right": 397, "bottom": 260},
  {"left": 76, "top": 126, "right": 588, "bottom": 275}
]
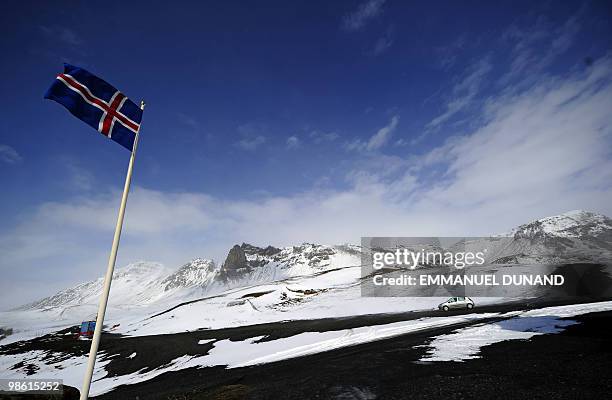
[{"left": 79, "top": 100, "right": 146, "bottom": 400}]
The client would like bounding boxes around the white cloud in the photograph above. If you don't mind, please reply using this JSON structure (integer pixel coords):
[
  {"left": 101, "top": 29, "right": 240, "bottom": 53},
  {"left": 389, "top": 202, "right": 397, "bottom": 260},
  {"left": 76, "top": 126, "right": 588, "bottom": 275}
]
[
  {"left": 424, "top": 58, "right": 492, "bottom": 132},
  {"left": 3, "top": 55, "right": 612, "bottom": 309},
  {"left": 500, "top": 13, "right": 581, "bottom": 85},
  {"left": 346, "top": 115, "right": 399, "bottom": 151},
  {"left": 310, "top": 130, "right": 339, "bottom": 144},
  {"left": 369, "top": 26, "right": 394, "bottom": 55},
  {"left": 0, "top": 144, "right": 22, "bottom": 164},
  {"left": 286, "top": 136, "right": 300, "bottom": 149},
  {"left": 236, "top": 135, "right": 266, "bottom": 151},
  {"left": 342, "top": 0, "right": 385, "bottom": 31},
  {"left": 435, "top": 35, "right": 468, "bottom": 70},
  {"left": 235, "top": 122, "right": 268, "bottom": 150},
  {"left": 422, "top": 10, "right": 584, "bottom": 145},
  {"left": 371, "top": 36, "right": 392, "bottom": 56},
  {"left": 177, "top": 113, "right": 199, "bottom": 129},
  {"left": 367, "top": 115, "right": 399, "bottom": 150}
]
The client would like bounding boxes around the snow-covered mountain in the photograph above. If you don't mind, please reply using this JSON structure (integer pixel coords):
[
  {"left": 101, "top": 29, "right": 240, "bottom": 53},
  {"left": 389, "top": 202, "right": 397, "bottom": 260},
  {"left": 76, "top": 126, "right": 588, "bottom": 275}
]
[
  {"left": 160, "top": 258, "right": 217, "bottom": 292},
  {"left": 2, "top": 211, "right": 611, "bottom": 397},
  {"left": 2, "top": 210, "right": 611, "bottom": 347},
  {"left": 15, "top": 210, "right": 612, "bottom": 313},
  {"left": 511, "top": 210, "right": 612, "bottom": 239},
  {"left": 17, "top": 262, "right": 169, "bottom": 311},
  {"left": 16, "top": 243, "right": 361, "bottom": 312},
  {"left": 457, "top": 210, "right": 612, "bottom": 265},
  {"left": 218, "top": 243, "right": 360, "bottom": 286}
]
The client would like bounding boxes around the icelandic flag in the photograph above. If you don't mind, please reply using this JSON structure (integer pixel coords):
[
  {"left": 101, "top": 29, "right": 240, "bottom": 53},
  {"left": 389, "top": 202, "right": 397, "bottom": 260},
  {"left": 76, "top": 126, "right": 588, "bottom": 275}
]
[{"left": 45, "top": 64, "right": 143, "bottom": 151}]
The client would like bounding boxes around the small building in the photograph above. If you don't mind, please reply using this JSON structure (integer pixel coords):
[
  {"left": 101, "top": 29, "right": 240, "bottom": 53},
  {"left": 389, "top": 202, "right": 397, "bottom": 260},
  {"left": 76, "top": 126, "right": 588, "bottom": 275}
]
[{"left": 79, "top": 321, "right": 96, "bottom": 339}]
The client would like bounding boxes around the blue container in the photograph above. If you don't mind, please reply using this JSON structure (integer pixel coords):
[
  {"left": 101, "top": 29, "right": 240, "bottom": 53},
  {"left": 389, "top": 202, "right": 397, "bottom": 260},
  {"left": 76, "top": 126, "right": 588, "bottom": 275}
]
[{"left": 79, "top": 321, "right": 96, "bottom": 337}]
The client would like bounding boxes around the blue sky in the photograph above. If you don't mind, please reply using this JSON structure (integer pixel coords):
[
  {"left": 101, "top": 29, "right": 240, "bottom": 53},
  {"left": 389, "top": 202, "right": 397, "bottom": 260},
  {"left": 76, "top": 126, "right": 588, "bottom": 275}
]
[{"left": 1, "top": 1, "right": 612, "bottom": 308}]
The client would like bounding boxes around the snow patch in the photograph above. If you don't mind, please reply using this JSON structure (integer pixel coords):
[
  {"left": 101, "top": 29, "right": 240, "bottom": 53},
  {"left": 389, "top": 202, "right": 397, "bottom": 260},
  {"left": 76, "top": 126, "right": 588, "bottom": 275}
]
[
  {"left": 420, "top": 317, "right": 578, "bottom": 362},
  {"left": 419, "top": 300, "right": 612, "bottom": 362}
]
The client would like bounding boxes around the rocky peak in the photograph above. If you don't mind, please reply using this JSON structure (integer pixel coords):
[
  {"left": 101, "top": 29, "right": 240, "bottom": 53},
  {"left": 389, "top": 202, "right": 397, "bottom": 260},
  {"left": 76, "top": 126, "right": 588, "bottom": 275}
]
[
  {"left": 241, "top": 243, "right": 282, "bottom": 257},
  {"left": 219, "top": 245, "right": 250, "bottom": 281},
  {"left": 225, "top": 245, "right": 249, "bottom": 270},
  {"left": 513, "top": 220, "right": 547, "bottom": 240}
]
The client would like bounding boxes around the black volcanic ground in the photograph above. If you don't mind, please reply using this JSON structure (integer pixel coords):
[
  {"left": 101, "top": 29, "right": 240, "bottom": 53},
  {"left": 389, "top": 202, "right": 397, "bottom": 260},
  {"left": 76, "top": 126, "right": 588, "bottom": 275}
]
[
  {"left": 95, "top": 310, "right": 612, "bottom": 400},
  {"left": 2, "top": 297, "right": 612, "bottom": 400}
]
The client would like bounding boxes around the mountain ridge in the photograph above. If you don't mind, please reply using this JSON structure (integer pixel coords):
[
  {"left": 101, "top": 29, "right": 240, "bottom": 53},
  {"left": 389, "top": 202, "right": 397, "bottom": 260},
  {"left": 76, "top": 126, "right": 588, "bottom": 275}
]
[
  {"left": 15, "top": 210, "right": 612, "bottom": 311},
  {"left": 15, "top": 243, "right": 360, "bottom": 311}
]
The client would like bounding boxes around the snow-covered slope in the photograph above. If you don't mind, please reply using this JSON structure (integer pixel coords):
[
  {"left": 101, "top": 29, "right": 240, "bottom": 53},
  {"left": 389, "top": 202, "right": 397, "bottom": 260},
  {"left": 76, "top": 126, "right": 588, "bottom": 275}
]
[
  {"left": 3, "top": 210, "right": 611, "bottom": 344},
  {"left": 161, "top": 258, "right": 217, "bottom": 291},
  {"left": 512, "top": 210, "right": 612, "bottom": 238},
  {"left": 218, "top": 243, "right": 360, "bottom": 287},
  {"left": 16, "top": 243, "right": 360, "bottom": 313},
  {"left": 17, "top": 210, "right": 610, "bottom": 315},
  {"left": 1, "top": 243, "right": 363, "bottom": 344},
  {"left": 2, "top": 211, "right": 611, "bottom": 397},
  {"left": 17, "top": 262, "right": 170, "bottom": 311},
  {"left": 3, "top": 300, "right": 612, "bottom": 397},
  {"left": 459, "top": 210, "right": 612, "bottom": 265}
]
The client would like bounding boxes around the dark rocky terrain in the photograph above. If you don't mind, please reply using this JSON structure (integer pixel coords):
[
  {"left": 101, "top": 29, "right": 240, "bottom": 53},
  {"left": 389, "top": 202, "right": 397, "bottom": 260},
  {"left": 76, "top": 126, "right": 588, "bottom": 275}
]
[
  {"left": 2, "top": 297, "right": 611, "bottom": 400},
  {"left": 96, "top": 309, "right": 612, "bottom": 400}
]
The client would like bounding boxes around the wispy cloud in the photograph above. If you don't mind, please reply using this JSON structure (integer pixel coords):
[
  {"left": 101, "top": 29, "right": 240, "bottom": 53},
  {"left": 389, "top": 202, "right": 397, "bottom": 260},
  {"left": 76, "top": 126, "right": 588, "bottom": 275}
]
[
  {"left": 57, "top": 157, "right": 94, "bottom": 191},
  {"left": 310, "top": 130, "right": 339, "bottom": 144},
  {"left": 342, "top": 0, "right": 386, "bottom": 32},
  {"left": 4, "top": 23, "right": 612, "bottom": 310},
  {"left": 235, "top": 122, "right": 268, "bottom": 151},
  {"left": 176, "top": 112, "right": 208, "bottom": 141},
  {"left": 4, "top": 53, "right": 612, "bottom": 306},
  {"left": 422, "top": 10, "right": 584, "bottom": 143},
  {"left": 345, "top": 115, "right": 399, "bottom": 151},
  {"left": 369, "top": 26, "right": 394, "bottom": 56},
  {"left": 422, "top": 57, "right": 492, "bottom": 136},
  {"left": 286, "top": 136, "right": 300, "bottom": 149},
  {"left": 500, "top": 13, "right": 581, "bottom": 85},
  {"left": 177, "top": 113, "right": 200, "bottom": 130},
  {"left": 435, "top": 35, "right": 468, "bottom": 70},
  {"left": 0, "top": 144, "right": 22, "bottom": 164},
  {"left": 236, "top": 135, "right": 266, "bottom": 151},
  {"left": 367, "top": 115, "right": 399, "bottom": 150}
]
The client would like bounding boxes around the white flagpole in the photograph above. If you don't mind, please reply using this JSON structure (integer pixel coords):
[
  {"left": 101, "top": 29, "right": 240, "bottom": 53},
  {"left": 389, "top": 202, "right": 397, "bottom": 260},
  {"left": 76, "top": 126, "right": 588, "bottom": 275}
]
[{"left": 79, "top": 100, "right": 146, "bottom": 400}]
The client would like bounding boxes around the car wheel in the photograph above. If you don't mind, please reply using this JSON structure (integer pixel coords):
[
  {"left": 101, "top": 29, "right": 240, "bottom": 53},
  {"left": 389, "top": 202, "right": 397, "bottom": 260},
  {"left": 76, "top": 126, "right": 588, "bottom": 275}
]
[
  {"left": 442, "top": 305, "right": 449, "bottom": 311},
  {"left": 467, "top": 303, "right": 474, "bottom": 309}
]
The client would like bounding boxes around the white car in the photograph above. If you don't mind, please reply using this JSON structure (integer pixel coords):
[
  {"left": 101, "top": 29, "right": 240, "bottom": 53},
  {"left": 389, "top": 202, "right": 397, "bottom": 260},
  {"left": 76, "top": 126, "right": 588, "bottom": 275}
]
[{"left": 438, "top": 296, "right": 475, "bottom": 311}]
